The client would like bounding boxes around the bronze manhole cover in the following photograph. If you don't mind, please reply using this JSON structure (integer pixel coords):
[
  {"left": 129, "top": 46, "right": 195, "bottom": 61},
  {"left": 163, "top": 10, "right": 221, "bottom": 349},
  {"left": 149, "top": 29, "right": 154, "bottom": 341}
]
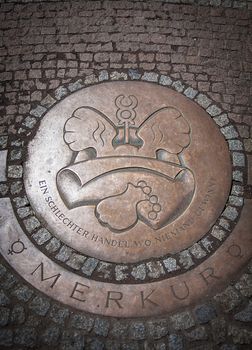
[
  {"left": 1, "top": 79, "right": 251, "bottom": 318},
  {"left": 24, "top": 82, "right": 231, "bottom": 263}
]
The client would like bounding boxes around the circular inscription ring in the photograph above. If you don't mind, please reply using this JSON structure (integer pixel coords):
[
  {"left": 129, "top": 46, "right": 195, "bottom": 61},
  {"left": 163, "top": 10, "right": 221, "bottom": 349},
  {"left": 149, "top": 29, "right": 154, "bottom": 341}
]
[{"left": 24, "top": 82, "right": 231, "bottom": 263}]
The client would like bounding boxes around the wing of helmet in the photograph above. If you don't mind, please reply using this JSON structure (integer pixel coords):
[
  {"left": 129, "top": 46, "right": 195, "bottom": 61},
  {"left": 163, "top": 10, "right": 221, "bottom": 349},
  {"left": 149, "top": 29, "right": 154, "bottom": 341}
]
[{"left": 137, "top": 107, "right": 191, "bottom": 156}]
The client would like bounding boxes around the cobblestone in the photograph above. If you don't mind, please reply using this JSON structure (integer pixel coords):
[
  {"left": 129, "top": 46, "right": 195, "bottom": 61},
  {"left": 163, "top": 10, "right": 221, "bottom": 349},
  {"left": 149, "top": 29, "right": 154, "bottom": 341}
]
[
  {"left": 10, "top": 305, "right": 25, "bottom": 325},
  {"left": 81, "top": 257, "right": 99, "bottom": 276},
  {"left": 14, "top": 327, "right": 37, "bottom": 347},
  {"left": 94, "top": 318, "right": 110, "bottom": 337},
  {"left": 235, "top": 273, "right": 252, "bottom": 297},
  {"left": 70, "top": 314, "right": 94, "bottom": 332},
  {"left": 129, "top": 322, "right": 146, "bottom": 340},
  {"left": 220, "top": 125, "right": 239, "bottom": 139},
  {"left": 32, "top": 227, "right": 51, "bottom": 245},
  {"left": 131, "top": 263, "right": 146, "bottom": 280},
  {"left": 170, "top": 311, "right": 195, "bottom": 330},
  {"left": 55, "top": 245, "right": 73, "bottom": 263},
  {"left": 29, "top": 295, "right": 50, "bottom": 316},
  {"left": 214, "top": 286, "right": 241, "bottom": 312},
  {"left": 0, "top": 329, "right": 13, "bottom": 347},
  {"left": 60, "top": 330, "right": 85, "bottom": 350},
  {"left": 147, "top": 320, "right": 168, "bottom": 339},
  {"left": 0, "top": 306, "right": 10, "bottom": 326},
  {"left": 8, "top": 165, "right": 23, "bottom": 178},
  {"left": 194, "top": 304, "right": 217, "bottom": 324}
]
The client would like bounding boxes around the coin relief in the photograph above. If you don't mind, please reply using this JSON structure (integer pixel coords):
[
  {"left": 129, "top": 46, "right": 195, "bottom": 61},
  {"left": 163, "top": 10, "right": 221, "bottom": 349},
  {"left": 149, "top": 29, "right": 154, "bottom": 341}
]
[{"left": 24, "top": 81, "right": 231, "bottom": 263}]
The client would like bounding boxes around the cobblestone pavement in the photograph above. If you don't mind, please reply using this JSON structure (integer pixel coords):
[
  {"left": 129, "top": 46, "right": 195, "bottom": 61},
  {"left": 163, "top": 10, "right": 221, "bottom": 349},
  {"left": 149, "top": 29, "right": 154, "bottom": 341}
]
[{"left": 0, "top": 0, "right": 252, "bottom": 349}]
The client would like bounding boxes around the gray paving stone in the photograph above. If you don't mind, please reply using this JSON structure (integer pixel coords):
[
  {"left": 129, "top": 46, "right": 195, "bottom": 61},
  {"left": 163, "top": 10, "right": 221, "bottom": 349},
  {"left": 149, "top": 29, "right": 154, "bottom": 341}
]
[
  {"left": 131, "top": 263, "right": 146, "bottom": 280},
  {"left": 30, "top": 105, "right": 47, "bottom": 118},
  {"left": 223, "top": 206, "right": 238, "bottom": 221},
  {"left": 41, "top": 324, "right": 60, "bottom": 345},
  {"left": 194, "top": 304, "right": 217, "bottom": 324},
  {"left": 68, "top": 80, "right": 83, "bottom": 92},
  {"left": 168, "top": 334, "right": 184, "bottom": 350},
  {"left": 128, "top": 69, "right": 141, "bottom": 80},
  {"left": 235, "top": 273, "right": 252, "bottom": 297},
  {"left": 220, "top": 125, "right": 239, "bottom": 139},
  {"left": 110, "top": 321, "right": 128, "bottom": 338},
  {"left": 55, "top": 245, "right": 73, "bottom": 262},
  {"left": 81, "top": 257, "right": 99, "bottom": 276},
  {"left": 147, "top": 261, "right": 165, "bottom": 278},
  {"left": 45, "top": 237, "right": 61, "bottom": 253},
  {"left": 12, "top": 285, "right": 33, "bottom": 302},
  {"left": 179, "top": 250, "right": 194, "bottom": 269},
  {"left": 0, "top": 183, "right": 8, "bottom": 195},
  {"left": 183, "top": 87, "right": 198, "bottom": 99},
  {"left": 1, "top": 273, "right": 17, "bottom": 290},
  {"left": 66, "top": 253, "right": 87, "bottom": 270},
  {"left": 99, "top": 70, "right": 109, "bottom": 81},
  {"left": 90, "top": 338, "right": 105, "bottom": 350},
  {"left": 0, "top": 135, "right": 8, "bottom": 149},
  {"left": 13, "top": 195, "right": 29, "bottom": 208},
  {"left": 186, "top": 326, "right": 208, "bottom": 341},
  {"left": 60, "top": 330, "right": 85, "bottom": 350},
  {"left": 14, "top": 327, "right": 37, "bottom": 347},
  {"left": 189, "top": 243, "right": 207, "bottom": 259},
  {"left": 0, "top": 306, "right": 10, "bottom": 326},
  {"left": 10, "top": 305, "right": 25, "bottom": 325},
  {"left": 0, "top": 289, "right": 10, "bottom": 306},
  {"left": 214, "top": 286, "right": 241, "bottom": 312},
  {"left": 211, "top": 226, "right": 226, "bottom": 241},
  {"left": 219, "top": 218, "right": 231, "bottom": 231},
  {"left": 8, "top": 165, "right": 23, "bottom": 178},
  {"left": 231, "top": 185, "right": 244, "bottom": 196},
  {"left": 41, "top": 94, "right": 56, "bottom": 107},
  {"left": 85, "top": 74, "right": 99, "bottom": 84},
  {"left": 195, "top": 93, "right": 211, "bottom": 108},
  {"left": 234, "top": 302, "right": 252, "bottom": 322},
  {"left": 232, "top": 152, "right": 245, "bottom": 167},
  {"left": 163, "top": 257, "right": 179, "bottom": 272},
  {"left": 228, "top": 139, "right": 243, "bottom": 151},
  {"left": 49, "top": 305, "right": 69, "bottom": 324},
  {"left": 70, "top": 314, "right": 94, "bottom": 331},
  {"left": 142, "top": 72, "right": 159, "bottom": 82},
  {"left": 23, "top": 216, "right": 41, "bottom": 233},
  {"left": 96, "top": 261, "right": 112, "bottom": 279},
  {"left": 115, "top": 265, "right": 128, "bottom": 281},
  {"left": 0, "top": 264, "right": 6, "bottom": 278},
  {"left": 211, "top": 318, "right": 227, "bottom": 344},
  {"left": 10, "top": 180, "right": 23, "bottom": 195},
  {"left": 213, "top": 113, "right": 229, "bottom": 126},
  {"left": 147, "top": 319, "right": 168, "bottom": 339},
  {"left": 159, "top": 74, "right": 172, "bottom": 86},
  {"left": 228, "top": 325, "right": 252, "bottom": 344},
  {"left": 232, "top": 170, "right": 243, "bottom": 182},
  {"left": 172, "top": 80, "right": 185, "bottom": 92},
  {"left": 121, "top": 343, "right": 139, "bottom": 350},
  {"left": 129, "top": 322, "right": 146, "bottom": 340},
  {"left": 228, "top": 195, "right": 243, "bottom": 207},
  {"left": 22, "top": 116, "right": 37, "bottom": 129},
  {"left": 94, "top": 318, "right": 110, "bottom": 337},
  {"left": 206, "top": 104, "right": 222, "bottom": 116},
  {"left": 0, "top": 329, "right": 13, "bottom": 347},
  {"left": 10, "top": 149, "right": 22, "bottom": 160},
  {"left": 32, "top": 227, "right": 51, "bottom": 245},
  {"left": 55, "top": 86, "right": 68, "bottom": 100},
  {"left": 170, "top": 311, "right": 195, "bottom": 330},
  {"left": 29, "top": 296, "right": 50, "bottom": 316}
]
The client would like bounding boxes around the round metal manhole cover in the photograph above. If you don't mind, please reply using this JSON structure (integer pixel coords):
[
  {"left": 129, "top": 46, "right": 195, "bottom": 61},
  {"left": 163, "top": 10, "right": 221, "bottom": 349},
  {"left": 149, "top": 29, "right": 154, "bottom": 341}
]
[
  {"left": 1, "top": 79, "right": 251, "bottom": 318},
  {"left": 24, "top": 82, "right": 231, "bottom": 263}
]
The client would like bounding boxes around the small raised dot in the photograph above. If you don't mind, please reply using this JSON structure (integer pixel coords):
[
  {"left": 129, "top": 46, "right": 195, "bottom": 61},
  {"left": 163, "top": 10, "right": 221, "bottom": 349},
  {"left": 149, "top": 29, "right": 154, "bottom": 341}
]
[
  {"left": 148, "top": 211, "right": 157, "bottom": 220},
  {"left": 137, "top": 180, "right": 147, "bottom": 188},
  {"left": 153, "top": 204, "right": 161, "bottom": 213},
  {"left": 143, "top": 186, "right": 151, "bottom": 194},
  {"left": 149, "top": 195, "right": 158, "bottom": 204}
]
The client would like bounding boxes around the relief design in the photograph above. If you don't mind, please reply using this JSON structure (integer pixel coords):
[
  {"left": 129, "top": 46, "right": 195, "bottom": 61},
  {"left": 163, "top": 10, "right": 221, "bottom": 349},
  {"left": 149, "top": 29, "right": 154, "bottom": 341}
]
[{"left": 57, "top": 95, "right": 195, "bottom": 233}]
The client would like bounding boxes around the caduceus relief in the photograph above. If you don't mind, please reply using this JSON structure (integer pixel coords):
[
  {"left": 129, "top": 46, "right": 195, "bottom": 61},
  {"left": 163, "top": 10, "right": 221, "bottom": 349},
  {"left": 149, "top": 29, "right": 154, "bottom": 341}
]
[{"left": 57, "top": 95, "right": 195, "bottom": 233}]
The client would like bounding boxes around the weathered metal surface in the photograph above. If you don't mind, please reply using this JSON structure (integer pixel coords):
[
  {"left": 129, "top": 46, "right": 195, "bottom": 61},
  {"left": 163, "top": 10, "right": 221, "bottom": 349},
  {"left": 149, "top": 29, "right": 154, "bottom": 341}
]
[
  {"left": 0, "top": 197, "right": 251, "bottom": 317},
  {"left": 24, "top": 82, "right": 231, "bottom": 263}
]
